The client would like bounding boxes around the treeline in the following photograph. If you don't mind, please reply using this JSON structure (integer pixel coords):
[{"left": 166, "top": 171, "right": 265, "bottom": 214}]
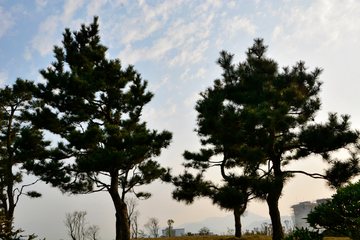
[{"left": 0, "top": 16, "right": 359, "bottom": 240}]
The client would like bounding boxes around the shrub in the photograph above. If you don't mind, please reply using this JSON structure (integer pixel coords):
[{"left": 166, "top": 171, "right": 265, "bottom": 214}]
[{"left": 307, "top": 180, "right": 360, "bottom": 239}]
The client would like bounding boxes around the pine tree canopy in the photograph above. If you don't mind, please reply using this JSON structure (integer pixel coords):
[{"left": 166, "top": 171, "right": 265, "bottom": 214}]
[
  {"left": 25, "top": 16, "right": 173, "bottom": 197},
  {"left": 171, "top": 38, "right": 360, "bottom": 240}
]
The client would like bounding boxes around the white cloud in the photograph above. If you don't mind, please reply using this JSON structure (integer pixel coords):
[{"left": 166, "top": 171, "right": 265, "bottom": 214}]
[
  {"left": 271, "top": 0, "right": 360, "bottom": 49},
  {"left": 224, "top": 16, "right": 258, "bottom": 38},
  {"left": 116, "top": 1, "right": 216, "bottom": 66},
  {"left": 31, "top": 0, "right": 88, "bottom": 56},
  {"left": 0, "top": 7, "right": 14, "bottom": 38},
  {"left": 180, "top": 68, "right": 190, "bottom": 80},
  {"left": 35, "top": 0, "right": 48, "bottom": 11},
  {"left": 23, "top": 46, "right": 32, "bottom": 60},
  {"left": 112, "top": 1, "right": 182, "bottom": 45},
  {"left": 32, "top": 15, "right": 60, "bottom": 56},
  {"left": 143, "top": 104, "right": 177, "bottom": 121},
  {"left": 227, "top": 1, "right": 236, "bottom": 8},
  {"left": 86, "top": 0, "right": 109, "bottom": 18},
  {"left": 184, "top": 92, "right": 201, "bottom": 107},
  {"left": 119, "top": 36, "right": 175, "bottom": 66},
  {"left": 169, "top": 40, "right": 209, "bottom": 67},
  {"left": 63, "top": 0, "right": 85, "bottom": 22},
  {"left": 150, "top": 74, "right": 169, "bottom": 92},
  {"left": 191, "top": 68, "right": 206, "bottom": 79},
  {"left": 0, "top": 71, "right": 8, "bottom": 86},
  {"left": 182, "top": 67, "right": 207, "bottom": 83}
]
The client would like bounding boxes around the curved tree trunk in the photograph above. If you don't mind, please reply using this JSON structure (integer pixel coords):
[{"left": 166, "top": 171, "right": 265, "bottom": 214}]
[
  {"left": 267, "top": 193, "right": 283, "bottom": 240},
  {"left": 109, "top": 172, "right": 130, "bottom": 240}
]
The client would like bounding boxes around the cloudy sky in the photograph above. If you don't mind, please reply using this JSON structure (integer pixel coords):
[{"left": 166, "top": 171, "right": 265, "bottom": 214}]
[{"left": 1, "top": 0, "right": 360, "bottom": 239}]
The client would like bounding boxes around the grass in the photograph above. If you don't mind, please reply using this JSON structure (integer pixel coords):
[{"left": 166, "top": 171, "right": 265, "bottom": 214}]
[{"left": 149, "top": 235, "right": 351, "bottom": 240}]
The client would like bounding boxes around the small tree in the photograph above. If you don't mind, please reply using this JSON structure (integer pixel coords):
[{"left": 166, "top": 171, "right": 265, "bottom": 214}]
[
  {"left": 64, "top": 211, "right": 88, "bottom": 240},
  {"left": 198, "top": 227, "right": 210, "bottom": 236},
  {"left": 307, "top": 180, "right": 360, "bottom": 239},
  {"left": 85, "top": 225, "right": 100, "bottom": 240},
  {"left": 166, "top": 219, "right": 174, "bottom": 237},
  {"left": 144, "top": 217, "right": 160, "bottom": 238},
  {"left": 126, "top": 197, "right": 140, "bottom": 239}
]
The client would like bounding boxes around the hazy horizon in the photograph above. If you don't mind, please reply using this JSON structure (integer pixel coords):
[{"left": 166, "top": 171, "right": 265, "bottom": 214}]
[{"left": 1, "top": 0, "right": 360, "bottom": 239}]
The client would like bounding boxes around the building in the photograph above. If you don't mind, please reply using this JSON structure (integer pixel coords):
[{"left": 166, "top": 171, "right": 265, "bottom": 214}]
[
  {"left": 291, "top": 199, "right": 328, "bottom": 229},
  {"left": 161, "top": 226, "right": 185, "bottom": 237}
]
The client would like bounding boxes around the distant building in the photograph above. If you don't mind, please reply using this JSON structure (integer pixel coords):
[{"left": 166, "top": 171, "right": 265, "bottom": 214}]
[
  {"left": 161, "top": 226, "right": 185, "bottom": 237},
  {"left": 291, "top": 199, "right": 328, "bottom": 229}
]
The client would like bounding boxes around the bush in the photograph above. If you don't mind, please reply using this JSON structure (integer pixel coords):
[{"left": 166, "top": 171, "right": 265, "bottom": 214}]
[
  {"left": 198, "top": 227, "right": 211, "bottom": 235},
  {"left": 307, "top": 180, "right": 360, "bottom": 239},
  {"left": 282, "top": 227, "right": 323, "bottom": 240}
]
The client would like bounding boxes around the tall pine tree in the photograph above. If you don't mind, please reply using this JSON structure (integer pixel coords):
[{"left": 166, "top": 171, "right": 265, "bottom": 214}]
[
  {"left": 182, "top": 39, "right": 359, "bottom": 240},
  {"left": 25, "top": 17, "right": 172, "bottom": 240}
]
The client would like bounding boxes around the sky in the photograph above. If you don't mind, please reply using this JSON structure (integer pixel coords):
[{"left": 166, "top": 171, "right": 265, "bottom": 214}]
[{"left": 1, "top": 0, "right": 360, "bottom": 239}]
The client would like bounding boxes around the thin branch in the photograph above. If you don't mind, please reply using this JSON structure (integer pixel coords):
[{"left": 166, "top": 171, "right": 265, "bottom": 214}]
[
  {"left": 14, "top": 179, "right": 40, "bottom": 207},
  {"left": 284, "top": 170, "right": 326, "bottom": 179}
]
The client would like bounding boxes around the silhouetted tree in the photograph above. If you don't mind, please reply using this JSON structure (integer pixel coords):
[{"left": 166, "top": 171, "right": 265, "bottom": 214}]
[
  {"left": 64, "top": 211, "right": 87, "bottom": 240},
  {"left": 25, "top": 17, "right": 172, "bottom": 240},
  {"left": 170, "top": 171, "right": 251, "bottom": 238},
  {"left": 0, "top": 79, "right": 49, "bottom": 236},
  {"left": 166, "top": 219, "right": 174, "bottom": 237},
  {"left": 85, "top": 225, "right": 100, "bottom": 240},
  {"left": 144, "top": 217, "right": 160, "bottom": 238},
  {"left": 126, "top": 197, "right": 140, "bottom": 239},
  {"left": 173, "top": 38, "right": 360, "bottom": 240}
]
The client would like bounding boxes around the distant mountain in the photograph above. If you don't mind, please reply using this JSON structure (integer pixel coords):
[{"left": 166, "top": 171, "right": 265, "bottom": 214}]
[{"left": 172, "top": 211, "right": 292, "bottom": 235}]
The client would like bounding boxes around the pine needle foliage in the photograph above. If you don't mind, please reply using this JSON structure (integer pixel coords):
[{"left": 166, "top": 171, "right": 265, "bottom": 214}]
[
  {"left": 172, "top": 39, "right": 359, "bottom": 240},
  {"left": 25, "top": 17, "right": 172, "bottom": 240}
]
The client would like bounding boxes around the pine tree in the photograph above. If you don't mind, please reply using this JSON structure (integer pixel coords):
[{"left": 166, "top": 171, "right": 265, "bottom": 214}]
[
  {"left": 179, "top": 39, "right": 359, "bottom": 240},
  {"left": 25, "top": 17, "right": 172, "bottom": 240},
  {"left": 170, "top": 167, "right": 252, "bottom": 237},
  {"left": 0, "top": 79, "right": 49, "bottom": 238}
]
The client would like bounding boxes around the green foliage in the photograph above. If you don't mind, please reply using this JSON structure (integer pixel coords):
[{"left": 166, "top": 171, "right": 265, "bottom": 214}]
[
  {"left": 167, "top": 219, "right": 174, "bottom": 237},
  {"left": 198, "top": 227, "right": 211, "bottom": 236},
  {"left": 179, "top": 38, "right": 359, "bottom": 240},
  {"left": 0, "top": 79, "right": 50, "bottom": 233},
  {"left": 307, "top": 180, "right": 360, "bottom": 239},
  {"left": 0, "top": 216, "right": 37, "bottom": 240},
  {"left": 282, "top": 227, "right": 323, "bottom": 240},
  {"left": 25, "top": 16, "right": 172, "bottom": 240}
]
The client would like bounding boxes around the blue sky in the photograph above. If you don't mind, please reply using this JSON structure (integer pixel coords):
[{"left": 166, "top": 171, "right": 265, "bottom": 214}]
[{"left": 1, "top": 0, "right": 360, "bottom": 239}]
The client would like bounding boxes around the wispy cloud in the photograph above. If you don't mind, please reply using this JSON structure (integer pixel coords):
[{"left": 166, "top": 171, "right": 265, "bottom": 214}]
[
  {"left": 143, "top": 103, "right": 177, "bottom": 122},
  {"left": 271, "top": 1, "right": 360, "bottom": 49},
  {"left": 112, "top": 1, "right": 182, "bottom": 45},
  {"left": 23, "top": 46, "right": 32, "bottom": 60},
  {"left": 0, "top": 71, "right": 8, "bottom": 86},
  {"left": 0, "top": 7, "right": 14, "bottom": 38},
  {"left": 32, "top": 15, "right": 60, "bottom": 56},
  {"left": 150, "top": 74, "right": 169, "bottom": 92},
  {"left": 35, "top": 0, "right": 48, "bottom": 11},
  {"left": 182, "top": 67, "right": 207, "bottom": 83},
  {"left": 184, "top": 92, "right": 201, "bottom": 107},
  {"left": 223, "top": 16, "right": 258, "bottom": 38}
]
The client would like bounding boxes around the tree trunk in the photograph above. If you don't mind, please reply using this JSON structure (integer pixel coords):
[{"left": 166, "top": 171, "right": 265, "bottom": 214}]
[
  {"left": 109, "top": 172, "right": 130, "bottom": 240},
  {"left": 266, "top": 187, "right": 284, "bottom": 240},
  {"left": 234, "top": 207, "right": 242, "bottom": 238}
]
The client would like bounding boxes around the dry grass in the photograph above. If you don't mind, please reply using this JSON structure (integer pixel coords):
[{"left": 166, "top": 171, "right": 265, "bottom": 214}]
[{"left": 147, "top": 235, "right": 350, "bottom": 240}]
